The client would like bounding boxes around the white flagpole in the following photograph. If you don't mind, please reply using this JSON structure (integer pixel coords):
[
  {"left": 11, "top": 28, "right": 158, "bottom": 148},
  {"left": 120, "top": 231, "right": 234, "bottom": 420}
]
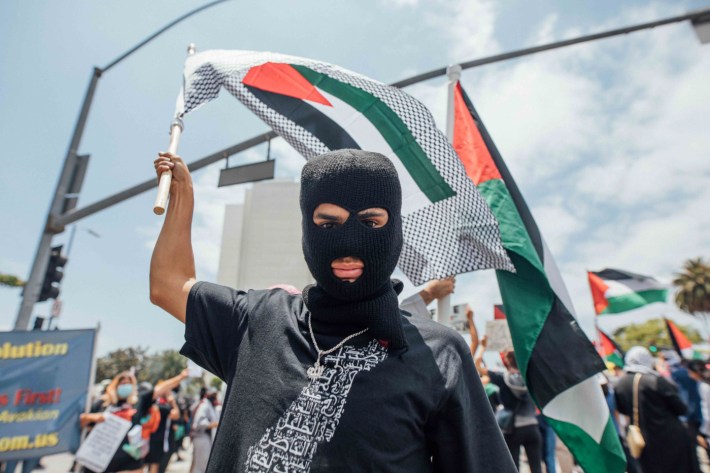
[
  {"left": 437, "top": 64, "right": 463, "bottom": 325},
  {"left": 153, "top": 43, "right": 196, "bottom": 215}
]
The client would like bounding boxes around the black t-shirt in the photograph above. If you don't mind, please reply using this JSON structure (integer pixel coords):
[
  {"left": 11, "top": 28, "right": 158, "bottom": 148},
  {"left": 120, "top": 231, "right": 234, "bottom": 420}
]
[{"left": 180, "top": 282, "right": 515, "bottom": 473}]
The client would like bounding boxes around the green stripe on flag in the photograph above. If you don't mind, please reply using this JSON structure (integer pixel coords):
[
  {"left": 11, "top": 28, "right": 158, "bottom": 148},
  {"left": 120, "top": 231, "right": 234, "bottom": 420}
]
[
  {"left": 292, "top": 65, "right": 455, "bottom": 203},
  {"left": 546, "top": 416, "right": 626, "bottom": 473},
  {"left": 478, "top": 178, "right": 551, "bottom": 378},
  {"left": 606, "top": 352, "right": 624, "bottom": 368},
  {"left": 600, "top": 289, "right": 669, "bottom": 315}
]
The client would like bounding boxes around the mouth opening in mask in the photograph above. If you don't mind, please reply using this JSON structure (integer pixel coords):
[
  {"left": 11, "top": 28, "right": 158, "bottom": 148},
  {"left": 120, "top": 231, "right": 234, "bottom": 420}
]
[{"left": 330, "top": 257, "right": 365, "bottom": 283}]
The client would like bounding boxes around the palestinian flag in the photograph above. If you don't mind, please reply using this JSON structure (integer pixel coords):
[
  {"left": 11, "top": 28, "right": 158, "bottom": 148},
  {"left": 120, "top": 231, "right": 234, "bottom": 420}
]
[
  {"left": 664, "top": 318, "right": 694, "bottom": 359},
  {"left": 493, "top": 304, "right": 506, "bottom": 320},
  {"left": 175, "top": 50, "right": 513, "bottom": 285},
  {"left": 597, "top": 327, "right": 625, "bottom": 368},
  {"left": 452, "top": 82, "right": 625, "bottom": 473},
  {"left": 588, "top": 269, "right": 668, "bottom": 315}
]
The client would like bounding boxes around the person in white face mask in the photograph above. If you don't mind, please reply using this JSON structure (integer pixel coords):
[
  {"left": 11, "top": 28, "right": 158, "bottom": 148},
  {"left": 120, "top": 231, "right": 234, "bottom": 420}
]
[{"left": 79, "top": 370, "right": 188, "bottom": 472}]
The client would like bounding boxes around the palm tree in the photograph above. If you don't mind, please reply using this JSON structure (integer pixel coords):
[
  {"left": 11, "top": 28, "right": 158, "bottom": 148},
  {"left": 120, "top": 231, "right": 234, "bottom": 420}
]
[{"left": 673, "top": 258, "right": 710, "bottom": 341}]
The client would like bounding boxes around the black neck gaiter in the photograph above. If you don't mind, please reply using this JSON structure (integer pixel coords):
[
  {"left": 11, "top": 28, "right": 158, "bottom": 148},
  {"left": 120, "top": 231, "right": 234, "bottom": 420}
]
[{"left": 300, "top": 149, "right": 407, "bottom": 349}]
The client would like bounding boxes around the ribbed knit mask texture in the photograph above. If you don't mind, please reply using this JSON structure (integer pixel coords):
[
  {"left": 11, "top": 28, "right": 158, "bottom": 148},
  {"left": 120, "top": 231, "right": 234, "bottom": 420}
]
[{"left": 300, "top": 149, "right": 403, "bottom": 301}]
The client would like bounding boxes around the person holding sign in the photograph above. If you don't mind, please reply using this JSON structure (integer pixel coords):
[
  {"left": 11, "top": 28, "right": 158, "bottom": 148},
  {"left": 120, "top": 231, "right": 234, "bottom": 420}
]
[
  {"left": 150, "top": 150, "right": 515, "bottom": 472},
  {"left": 78, "top": 369, "right": 188, "bottom": 472}
]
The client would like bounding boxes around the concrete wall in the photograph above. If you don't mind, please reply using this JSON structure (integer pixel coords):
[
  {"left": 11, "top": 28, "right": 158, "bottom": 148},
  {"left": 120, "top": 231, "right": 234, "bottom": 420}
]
[{"left": 217, "top": 180, "right": 313, "bottom": 291}]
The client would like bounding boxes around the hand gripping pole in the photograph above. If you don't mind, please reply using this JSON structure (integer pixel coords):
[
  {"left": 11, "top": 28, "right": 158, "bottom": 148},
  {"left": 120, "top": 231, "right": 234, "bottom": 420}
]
[{"left": 153, "top": 117, "right": 184, "bottom": 215}]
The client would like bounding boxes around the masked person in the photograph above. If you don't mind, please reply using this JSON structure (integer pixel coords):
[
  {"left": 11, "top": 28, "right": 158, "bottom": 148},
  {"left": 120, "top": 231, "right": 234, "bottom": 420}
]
[{"left": 150, "top": 149, "right": 516, "bottom": 472}]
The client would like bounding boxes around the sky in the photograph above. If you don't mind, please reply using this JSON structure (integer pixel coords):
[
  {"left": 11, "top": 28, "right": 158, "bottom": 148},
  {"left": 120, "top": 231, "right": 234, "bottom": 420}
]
[{"left": 1, "top": 0, "right": 709, "bottom": 356}]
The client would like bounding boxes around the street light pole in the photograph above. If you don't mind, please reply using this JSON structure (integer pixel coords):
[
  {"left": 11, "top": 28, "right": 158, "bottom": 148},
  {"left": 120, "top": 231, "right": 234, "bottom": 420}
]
[{"left": 14, "top": 0, "right": 230, "bottom": 330}]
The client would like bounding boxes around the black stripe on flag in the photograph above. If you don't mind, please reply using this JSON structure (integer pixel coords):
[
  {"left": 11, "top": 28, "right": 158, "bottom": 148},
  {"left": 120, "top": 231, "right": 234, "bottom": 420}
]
[
  {"left": 245, "top": 85, "right": 360, "bottom": 151},
  {"left": 593, "top": 268, "right": 654, "bottom": 282},
  {"left": 524, "top": 299, "right": 606, "bottom": 407}
]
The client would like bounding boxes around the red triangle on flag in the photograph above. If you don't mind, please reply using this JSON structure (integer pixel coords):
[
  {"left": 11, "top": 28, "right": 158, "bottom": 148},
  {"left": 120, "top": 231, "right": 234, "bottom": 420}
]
[
  {"left": 242, "top": 63, "right": 332, "bottom": 106},
  {"left": 588, "top": 272, "right": 609, "bottom": 315},
  {"left": 666, "top": 318, "right": 693, "bottom": 350},
  {"left": 452, "top": 83, "right": 502, "bottom": 185}
]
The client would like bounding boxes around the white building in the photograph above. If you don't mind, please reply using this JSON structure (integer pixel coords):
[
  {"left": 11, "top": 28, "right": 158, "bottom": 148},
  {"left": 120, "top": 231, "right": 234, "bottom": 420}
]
[{"left": 217, "top": 180, "right": 314, "bottom": 291}]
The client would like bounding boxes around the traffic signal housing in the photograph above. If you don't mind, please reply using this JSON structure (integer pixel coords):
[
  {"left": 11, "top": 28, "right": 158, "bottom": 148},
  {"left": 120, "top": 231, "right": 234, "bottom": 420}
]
[{"left": 39, "top": 246, "right": 67, "bottom": 302}]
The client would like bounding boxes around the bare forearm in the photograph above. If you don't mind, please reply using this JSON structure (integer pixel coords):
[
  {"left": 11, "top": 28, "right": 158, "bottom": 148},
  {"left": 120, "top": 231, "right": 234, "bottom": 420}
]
[
  {"left": 154, "top": 371, "right": 187, "bottom": 398},
  {"left": 150, "top": 182, "right": 196, "bottom": 322}
]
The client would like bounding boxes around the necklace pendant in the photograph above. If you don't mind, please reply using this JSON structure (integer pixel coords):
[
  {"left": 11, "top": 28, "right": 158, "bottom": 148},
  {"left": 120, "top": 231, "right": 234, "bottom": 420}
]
[{"left": 307, "top": 361, "right": 324, "bottom": 381}]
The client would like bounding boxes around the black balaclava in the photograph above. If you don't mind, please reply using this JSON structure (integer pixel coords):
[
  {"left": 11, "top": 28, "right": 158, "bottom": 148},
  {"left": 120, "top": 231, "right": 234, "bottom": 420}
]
[{"left": 300, "top": 149, "right": 407, "bottom": 349}]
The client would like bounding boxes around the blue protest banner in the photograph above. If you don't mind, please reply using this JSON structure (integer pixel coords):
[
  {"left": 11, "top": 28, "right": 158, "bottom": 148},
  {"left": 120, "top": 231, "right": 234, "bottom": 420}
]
[{"left": 0, "top": 328, "right": 96, "bottom": 461}]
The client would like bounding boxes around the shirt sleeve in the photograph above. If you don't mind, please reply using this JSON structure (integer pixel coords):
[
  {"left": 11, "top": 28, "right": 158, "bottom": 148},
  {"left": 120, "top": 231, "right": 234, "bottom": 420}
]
[
  {"left": 179, "top": 281, "right": 250, "bottom": 381},
  {"left": 399, "top": 293, "right": 430, "bottom": 318},
  {"left": 427, "top": 341, "right": 516, "bottom": 472}
]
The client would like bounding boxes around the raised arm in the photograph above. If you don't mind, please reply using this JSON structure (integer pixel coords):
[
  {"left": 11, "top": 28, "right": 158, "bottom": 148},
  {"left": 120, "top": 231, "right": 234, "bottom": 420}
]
[
  {"left": 418, "top": 277, "right": 455, "bottom": 305},
  {"left": 473, "top": 335, "right": 489, "bottom": 377},
  {"left": 154, "top": 369, "right": 189, "bottom": 399},
  {"left": 466, "top": 306, "right": 478, "bottom": 357},
  {"left": 150, "top": 152, "right": 197, "bottom": 322}
]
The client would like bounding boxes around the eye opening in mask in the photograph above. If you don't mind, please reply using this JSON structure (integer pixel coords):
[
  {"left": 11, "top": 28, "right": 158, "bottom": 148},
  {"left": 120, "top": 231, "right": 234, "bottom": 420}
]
[{"left": 312, "top": 203, "right": 389, "bottom": 229}]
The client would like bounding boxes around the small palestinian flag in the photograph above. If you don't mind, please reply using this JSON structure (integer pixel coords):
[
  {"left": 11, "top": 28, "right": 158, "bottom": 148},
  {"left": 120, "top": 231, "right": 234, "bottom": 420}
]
[
  {"left": 597, "top": 328, "right": 625, "bottom": 368},
  {"left": 174, "top": 50, "right": 514, "bottom": 285},
  {"left": 588, "top": 269, "right": 668, "bottom": 315},
  {"left": 493, "top": 304, "right": 506, "bottom": 320},
  {"left": 452, "top": 82, "right": 625, "bottom": 473},
  {"left": 664, "top": 318, "right": 694, "bottom": 359}
]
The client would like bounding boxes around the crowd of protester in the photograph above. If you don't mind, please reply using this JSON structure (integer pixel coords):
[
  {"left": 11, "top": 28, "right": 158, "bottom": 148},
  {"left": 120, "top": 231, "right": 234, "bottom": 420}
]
[
  {"left": 74, "top": 368, "right": 220, "bottom": 473},
  {"left": 467, "top": 308, "right": 710, "bottom": 473}
]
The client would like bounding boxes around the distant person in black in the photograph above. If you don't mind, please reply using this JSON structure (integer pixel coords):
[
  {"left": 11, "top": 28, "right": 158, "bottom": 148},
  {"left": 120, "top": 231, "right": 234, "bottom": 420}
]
[
  {"left": 78, "top": 370, "right": 186, "bottom": 473},
  {"left": 145, "top": 390, "right": 180, "bottom": 473},
  {"left": 614, "top": 346, "right": 696, "bottom": 473},
  {"left": 475, "top": 341, "right": 543, "bottom": 473},
  {"left": 150, "top": 149, "right": 516, "bottom": 472}
]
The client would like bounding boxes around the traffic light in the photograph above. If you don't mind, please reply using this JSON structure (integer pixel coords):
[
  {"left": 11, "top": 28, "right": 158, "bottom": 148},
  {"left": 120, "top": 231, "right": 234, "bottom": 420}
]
[{"left": 39, "top": 246, "right": 67, "bottom": 302}]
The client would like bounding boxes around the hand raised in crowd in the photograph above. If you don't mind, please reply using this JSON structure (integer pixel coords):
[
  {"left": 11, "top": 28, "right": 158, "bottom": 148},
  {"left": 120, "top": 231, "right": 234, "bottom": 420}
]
[{"left": 420, "top": 276, "right": 456, "bottom": 304}]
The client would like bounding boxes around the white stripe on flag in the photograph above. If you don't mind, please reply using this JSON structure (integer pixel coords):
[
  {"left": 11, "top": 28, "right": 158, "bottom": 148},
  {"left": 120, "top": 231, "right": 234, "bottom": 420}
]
[
  {"left": 310, "top": 89, "right": 432, "bottom": 216},
  {"left": 542, "top": 238, "right": 577, "bottom": 316},
  {"left": 605, "top": 278, "right": 666, "bottom": 297},
  {"left": 542, "top": 375, "right": 609, "bottom": 443}
]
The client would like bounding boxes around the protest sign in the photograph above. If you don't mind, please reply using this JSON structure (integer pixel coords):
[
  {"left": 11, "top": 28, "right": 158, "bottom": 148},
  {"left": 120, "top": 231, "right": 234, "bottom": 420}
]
[
  {"left": 485, "top": 320, "right": 513, "bottom": 352},
  {"left": 0, "top": 329, "right": 96, "bottom": 461},
  {"left": 74, "top": 412, "right": 132, "bottom": 472},
  {"left": 187, "top": 359, "right": 203, "bottom": 378}
]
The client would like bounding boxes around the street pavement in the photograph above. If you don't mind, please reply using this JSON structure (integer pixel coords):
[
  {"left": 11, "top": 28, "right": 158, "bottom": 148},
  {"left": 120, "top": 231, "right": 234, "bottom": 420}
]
[{"left": 10, "top": 447, "right": 192, "bottom": 473}]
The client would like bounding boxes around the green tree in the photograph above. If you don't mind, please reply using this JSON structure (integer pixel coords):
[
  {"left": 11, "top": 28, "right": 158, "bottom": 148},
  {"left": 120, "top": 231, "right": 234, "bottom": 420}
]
[
  {"left": 95, "top": 346, "right": 149, "bottom": 382},
  {"left": 613, "top": 318, "right": 702, "bottom": 352},
  {"left": 0, "top": 273, "right": 24, "bottom": 288},
  {"left": 673, "top": 257, "right": 710, "bottom": 339},
  {"left": 143, "top": 350, "right": 189, "bottom": 383}
]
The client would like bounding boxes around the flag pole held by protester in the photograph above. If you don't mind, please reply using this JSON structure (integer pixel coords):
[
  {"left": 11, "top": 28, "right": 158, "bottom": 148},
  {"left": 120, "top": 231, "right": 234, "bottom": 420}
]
[{"left": 153, "top": 44, "right": 196, "bottom": 215}]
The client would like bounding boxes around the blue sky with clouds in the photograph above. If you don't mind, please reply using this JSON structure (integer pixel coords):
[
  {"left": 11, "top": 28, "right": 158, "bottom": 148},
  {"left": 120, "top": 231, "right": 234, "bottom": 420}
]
[{"left": 1, "top": 0, "right": 709, "bottom": 355}]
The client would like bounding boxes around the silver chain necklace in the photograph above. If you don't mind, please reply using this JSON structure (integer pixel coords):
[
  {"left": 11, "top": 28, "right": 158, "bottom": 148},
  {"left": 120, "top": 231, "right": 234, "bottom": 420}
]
[{"left": 306, "top": 313, "right": 369, "bottom": 381}]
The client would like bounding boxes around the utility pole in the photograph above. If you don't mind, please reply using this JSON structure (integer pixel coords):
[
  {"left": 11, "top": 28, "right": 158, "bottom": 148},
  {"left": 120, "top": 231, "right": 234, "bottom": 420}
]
[{"left": 14, "top": 0, "right": 230, "bottom": 330}]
